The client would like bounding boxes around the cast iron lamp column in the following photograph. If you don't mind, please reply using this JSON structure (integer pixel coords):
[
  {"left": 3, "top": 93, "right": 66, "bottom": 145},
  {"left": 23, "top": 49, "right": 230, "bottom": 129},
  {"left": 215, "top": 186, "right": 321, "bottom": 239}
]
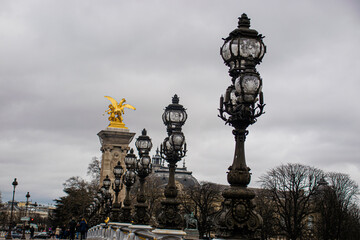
[
  {"left": 6, "top": 178, "right": 18, "bottom": 240},
  {"left": 157, "top": 95, "right": 187, "bottom": 229},
  {"left": 120, "top": 149, "right": 137, "bottom": 223},
  {"left": 111, "top": 162, "right": 124, "bottom": 222},
  {"left": 21, "top": 192, "right": 30, "bottom": 239},
  {"left": 102, "top": 176, "right": 112, "bottom": 221},
  {"left": 133, "top": 129, "right": 153, "bottom": 225},
  {"left": 214, "top": 13, "right": 266, "bottom": 239},
  {"left": 94, "top": 191, "right": 103, "bottom": 224}
]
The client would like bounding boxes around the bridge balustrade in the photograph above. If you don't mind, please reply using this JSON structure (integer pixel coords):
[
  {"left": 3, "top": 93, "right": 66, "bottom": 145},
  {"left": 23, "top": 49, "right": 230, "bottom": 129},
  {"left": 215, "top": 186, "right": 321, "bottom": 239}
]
[{"left": 87, "top": 222, "right": 187, "bottom": 240}]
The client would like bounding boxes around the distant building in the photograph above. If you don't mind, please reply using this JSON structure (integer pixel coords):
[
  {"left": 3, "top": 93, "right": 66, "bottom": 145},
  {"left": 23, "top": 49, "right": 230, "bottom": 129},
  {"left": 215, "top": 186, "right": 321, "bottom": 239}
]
[
  {"left": 148, "top": 148, "right": 200, "bottom": 189},
  {"left": 0, "top": 201, "right": 55, "bottom": 219}
]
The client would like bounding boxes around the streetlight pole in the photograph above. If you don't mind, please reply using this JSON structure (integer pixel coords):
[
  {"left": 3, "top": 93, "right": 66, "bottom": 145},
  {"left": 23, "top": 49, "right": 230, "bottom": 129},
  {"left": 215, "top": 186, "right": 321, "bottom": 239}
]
[
  {"left": 121, "top": 149, "right": 137, "bottom": 223},
  {"left": 111, "top": 161, "right": 124, "bottom": 222},
  {"left": 101, "top": 176, "right": 112, "bottom": 222},
  {"left": 93, "top": 191, "right": 103, "bottom": 225},
  {"left": 133, "top": 129, "right": 152, "bottom": 225},
  {"left": 157, "top": 95, "right": 187, "bottom": 229},
  {"left": 214, "top": 14, "right": 266, "bottom": 239},
  {"left": 21, "top": 192, "right": 30, "bottom": 239},
  {"left": 6, "top": 178, "right": 18, "bottom": 240}
]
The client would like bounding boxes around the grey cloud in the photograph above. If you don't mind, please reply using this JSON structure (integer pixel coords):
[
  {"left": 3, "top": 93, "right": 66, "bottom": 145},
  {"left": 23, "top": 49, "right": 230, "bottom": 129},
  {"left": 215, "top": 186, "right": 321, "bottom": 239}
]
[{"left": 1, "top": 0, "right": 359, "bottom": 203}]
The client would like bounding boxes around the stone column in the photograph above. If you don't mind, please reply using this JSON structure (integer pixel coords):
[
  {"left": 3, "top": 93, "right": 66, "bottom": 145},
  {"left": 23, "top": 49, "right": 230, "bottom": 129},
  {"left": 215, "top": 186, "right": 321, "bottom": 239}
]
[{"left": 98, "top": 128, "right": 135, "bottom": 205}]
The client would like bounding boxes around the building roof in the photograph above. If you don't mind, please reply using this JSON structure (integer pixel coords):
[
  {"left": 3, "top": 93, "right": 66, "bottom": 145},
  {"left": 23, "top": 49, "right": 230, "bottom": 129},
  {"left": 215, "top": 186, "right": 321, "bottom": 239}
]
[{"left": 149, "top": 148, "right": 200, "bottom": 189}]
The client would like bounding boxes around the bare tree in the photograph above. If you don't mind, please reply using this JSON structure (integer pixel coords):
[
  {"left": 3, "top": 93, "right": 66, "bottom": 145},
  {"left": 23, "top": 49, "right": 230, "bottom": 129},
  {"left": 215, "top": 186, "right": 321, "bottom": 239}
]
[
  {"left": 259, "top": 163, "right": 323, "bottom": 240},
  {"left": 254, "top": 189, "right": 281, "bottom": 240},
  {"left": 86, "top": 156, "right": 101, "bottom": 193},
  {"left": 143, "top": 177, "right": 164, "bottom": 226},
  {"left": 180, "top": 182, "right": 223, "bottom": 238},
  {"left": 87, "top": 157, "right": 101, "bottom": 181},
  {"left": 315, "top": 172, "right": 359, "bottom": 240}
]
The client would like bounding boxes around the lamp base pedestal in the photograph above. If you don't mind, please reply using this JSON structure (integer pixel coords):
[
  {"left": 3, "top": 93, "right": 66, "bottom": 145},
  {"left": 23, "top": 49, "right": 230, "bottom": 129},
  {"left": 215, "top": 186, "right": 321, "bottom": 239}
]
[
  {"left": 214, "top": 186, "right": 262, "bottom": 239},
  {"left": 133, "top": 203, "right": 150, "bottom": 225},
  {"left": 156, "top": 199, "right": 183, "bottom": 230},
  {"left": 120, "top": 206, "right": 132, "bottom": 224}
]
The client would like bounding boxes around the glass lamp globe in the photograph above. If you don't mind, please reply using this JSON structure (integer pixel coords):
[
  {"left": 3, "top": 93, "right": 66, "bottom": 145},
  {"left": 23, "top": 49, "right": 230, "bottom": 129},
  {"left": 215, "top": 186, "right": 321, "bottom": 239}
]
[
  {"left": 234, "top": 73, "right": 262, "bottom": 103},
  {"left": 125, "top": 149, "right": 137, "bottom": 169},
  {"left": 161, "top": 137, "right": 173, "bottom": 152},
  {"left": 135, "top": 129, "right": 153, "bottom": 155},
  {"left": 137, "top": 161, "right": 144, "bottom": 170},
  {"left": 162, "top": 95, "right": 188, "bottom": 131},
  {"left": 102, "top": 175, "right": 111, "bottom": 190},
  {"left": 113, "top": 161, "right": 124, "bottom": 176},
  {"left": 114, "top": 178, "right": 121, "bottom": 186},
  {"left": 140, "top": 155, "right": 151, "bottom": 167},
  {"left": 169, "top": 132, "right": 185, "bottom": 151},
  {"left": 220, "top": 13, "right": 266, "bottom": 72}
]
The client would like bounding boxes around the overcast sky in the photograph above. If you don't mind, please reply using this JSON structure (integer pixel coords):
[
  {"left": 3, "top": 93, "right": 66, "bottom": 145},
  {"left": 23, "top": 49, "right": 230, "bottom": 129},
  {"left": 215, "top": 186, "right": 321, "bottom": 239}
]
[{"left": 1, "top": 0, "right": 359, "bottom": 205}]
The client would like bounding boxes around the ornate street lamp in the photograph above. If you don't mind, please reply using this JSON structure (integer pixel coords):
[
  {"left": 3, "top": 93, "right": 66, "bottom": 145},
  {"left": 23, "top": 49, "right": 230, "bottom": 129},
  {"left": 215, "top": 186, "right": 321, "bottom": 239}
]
[
  {"left": 111, "top": 161, "right": 124, "bottom": 222},
  {"left": 93, "top": 192, "right": 103, "bottom": 225},
  {"left": 214, "top": 14, "right": 266, "bottom": 239},
  {"left": 21, "top": 192, "right": 31, "bottom": 239},
  {"left": 157, "top": 95, "right": 187, "bottom": 229},
  {"left": 102, "top": 175, "right": 112, "bottom": 221},
  {"left": 162, "top": 94, "right": 187, "bottom": 134},
  {"left": 133, "top": 129, "right": 152, "bottom": 225},
  {"left": 120, "top": 149, "right": 137, "bottom": 223},
  {"left": 6, "top": 178, "right": 18, "bottom": 240},
  {"left": 135, "top": 128, "right": 153, "bottom": 156}
]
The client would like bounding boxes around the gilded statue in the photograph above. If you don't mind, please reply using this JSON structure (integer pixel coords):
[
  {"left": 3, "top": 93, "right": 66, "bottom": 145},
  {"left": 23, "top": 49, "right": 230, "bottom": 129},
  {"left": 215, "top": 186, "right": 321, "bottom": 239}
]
[{"left": 104, "top": 96, "right": 136, "bottom": 129}]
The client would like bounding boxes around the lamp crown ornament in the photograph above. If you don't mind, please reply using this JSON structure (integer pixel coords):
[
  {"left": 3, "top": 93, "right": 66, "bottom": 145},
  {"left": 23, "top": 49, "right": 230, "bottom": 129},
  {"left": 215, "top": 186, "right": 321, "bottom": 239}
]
[
  {"left": 238, "top": 13, "right": 250, "bottom": 28},
  {"left": 172, "top": 94, "right": 179, "bottom": 104}
]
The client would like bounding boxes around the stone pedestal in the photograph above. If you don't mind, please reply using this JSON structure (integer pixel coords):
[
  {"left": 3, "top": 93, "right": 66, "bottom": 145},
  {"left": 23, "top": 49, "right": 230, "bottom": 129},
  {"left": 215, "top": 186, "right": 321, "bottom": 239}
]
[{"left": 98, "top": 128, "right": 135, "bottom": 207}]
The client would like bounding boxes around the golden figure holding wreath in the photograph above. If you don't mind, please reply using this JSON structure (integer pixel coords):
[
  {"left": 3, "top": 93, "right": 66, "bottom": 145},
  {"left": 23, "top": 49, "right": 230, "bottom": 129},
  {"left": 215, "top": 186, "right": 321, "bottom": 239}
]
[{"left": 104, "top": 96, "right": 136, "bottom": 129}]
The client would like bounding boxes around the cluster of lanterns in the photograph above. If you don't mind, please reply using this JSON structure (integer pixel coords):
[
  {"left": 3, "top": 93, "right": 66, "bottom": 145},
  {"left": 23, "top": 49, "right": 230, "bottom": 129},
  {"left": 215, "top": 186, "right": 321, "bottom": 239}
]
[
  {"left": 87, "top": 13, "right": 266, "bottom": 239},
  {"left": 219, "top": 13, "right": 266, "bottom": 127},
  {"left": 87, "top": 95, "right": 189, "bottom": 229},
  {"left": 87, "top": 129, "right": 153, "bottom": 225},
  {"left": 161, "top": 94, "right": 187, "bottom": 159}
]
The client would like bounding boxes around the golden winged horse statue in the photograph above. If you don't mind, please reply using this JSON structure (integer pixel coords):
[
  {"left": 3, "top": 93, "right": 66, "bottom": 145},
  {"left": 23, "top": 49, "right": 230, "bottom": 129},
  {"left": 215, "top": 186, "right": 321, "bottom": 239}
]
[{"left": 104, "top": 96, "right": 136, "bottom": 129}]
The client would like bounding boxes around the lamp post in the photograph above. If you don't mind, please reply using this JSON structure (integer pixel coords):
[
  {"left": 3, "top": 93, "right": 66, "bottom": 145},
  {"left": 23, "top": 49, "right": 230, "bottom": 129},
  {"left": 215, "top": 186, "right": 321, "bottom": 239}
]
[
  {"left": 157, "top": 95, "right": 187, "bottom": 229},
  {"left": 133, "top": 129, "right": 152, "bottom": 225},
  {"left": 214, "top": 14, "right": 266, "bottom": 239},
  {"left": 120, "top": 149, "right": 137, "bottom": 223},
  {"left": 6, "top": 178, "right": 18, "bottom": 240},
  {"left": 21, "top": 192, "right": 31, "bottom": 239},
  {"left": 111, "top": 161, "right": 124, "bottom": 222},
  {"left": 102, "top": 175, "right": 112, "bottom": 221},
  {"left": 93, "top": 191, "right": 103, "bottom": 224}
]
